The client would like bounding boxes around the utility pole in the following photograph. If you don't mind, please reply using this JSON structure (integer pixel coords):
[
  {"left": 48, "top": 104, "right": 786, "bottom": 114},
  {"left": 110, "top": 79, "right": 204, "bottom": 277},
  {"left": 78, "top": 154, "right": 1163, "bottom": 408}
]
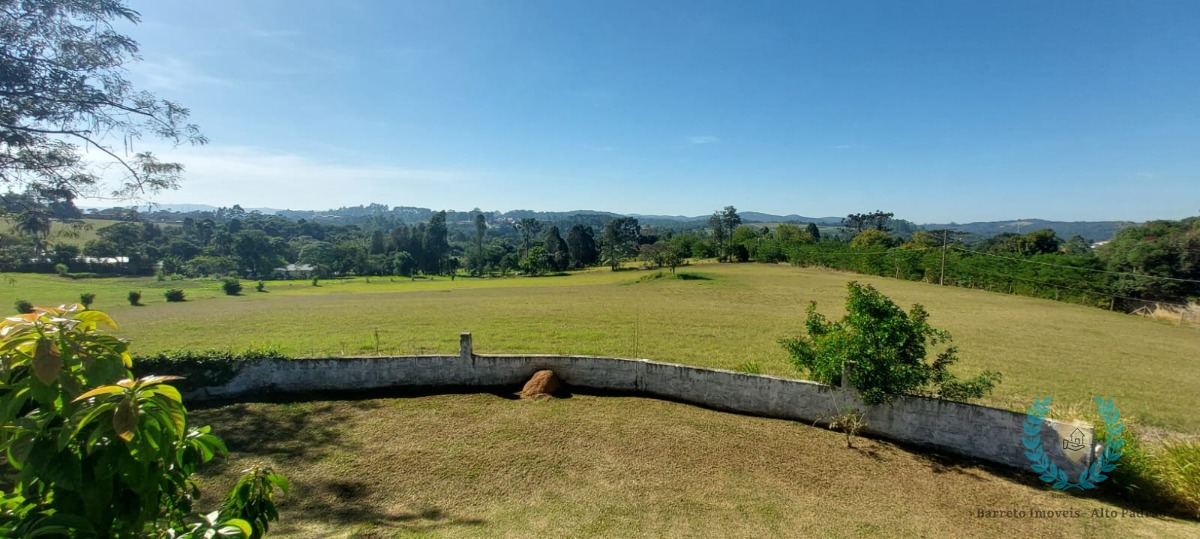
[{"left": 939, "top": 229, "right": 949, "bottom": 286}]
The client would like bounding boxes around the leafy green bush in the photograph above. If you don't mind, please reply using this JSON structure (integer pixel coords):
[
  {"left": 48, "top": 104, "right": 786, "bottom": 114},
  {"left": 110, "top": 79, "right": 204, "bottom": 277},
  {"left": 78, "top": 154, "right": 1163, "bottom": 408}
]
[
  {"left": 222, "top": 277, "right": 243, "bottom": 295},
  {"left": 780, "top": 281, "right": 1001, "bottom": 405},
  {"left": 128, "top": 290, "right": 142, "bottom": 306},
  {"left": 133, "top": 347, "right": 289, "bottom": 393},
  {"left": 79, "top": 291, "right": 96, "bottom": 308},
  {"left": 54, "top": 262, "right": 68, "bottom": 276},
  {"left": 14, "top": 299, "right": 34, "bottom": 314},
  {"left": 165, "top": 288, "right": 186, "bottom": 302},
  {"left": 0, "top": 306, "right": 285, "bottom": 536},
  {"left": 255, "top": 280, "right": 266, "bottom": 292}
]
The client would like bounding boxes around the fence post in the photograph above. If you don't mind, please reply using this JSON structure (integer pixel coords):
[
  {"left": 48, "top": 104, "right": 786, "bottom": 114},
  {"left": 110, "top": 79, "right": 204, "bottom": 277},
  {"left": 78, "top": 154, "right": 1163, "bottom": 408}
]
[
  {"left": 841, "top": 360, "right": 857, "bottom": 390},
  {"left": 459, "top": 332, "right": 473, "bottom": 361}
]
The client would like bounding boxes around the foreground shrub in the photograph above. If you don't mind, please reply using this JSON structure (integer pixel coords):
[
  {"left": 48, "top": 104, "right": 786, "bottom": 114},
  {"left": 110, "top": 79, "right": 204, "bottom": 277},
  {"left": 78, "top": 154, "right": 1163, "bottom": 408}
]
[
  {"left": 14, "top": 300, "right": 33, "bottom": 314},
  {"left": 165, "top": 288, "right": 186, "bottom": 302},
  {"left": 128, "top": 290, "right": 142, "bottom": 306},
  {"left": 1099, "top": 423, "right": 1200, "bottom": 518},
  {"left": 54, "top": 262, "right": 68, "bottom": 276},
  {"left": 222, "top": 277, "right": 243, "bottom": 295},
  {"left": 256, "top": 280, "right": 266, "bottom": 292},
  {"left": 780, "top": 281, "right": 1001, "bottom": 405},
  {"left": 0, "top": 305, "right": 286, "bottom": 536}
]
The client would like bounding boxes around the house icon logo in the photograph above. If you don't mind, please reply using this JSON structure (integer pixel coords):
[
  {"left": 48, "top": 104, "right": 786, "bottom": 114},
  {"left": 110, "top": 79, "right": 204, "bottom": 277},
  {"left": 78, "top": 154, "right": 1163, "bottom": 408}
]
[{"left": 1052, "top": 424, "right": 1091, "bottom": 465}]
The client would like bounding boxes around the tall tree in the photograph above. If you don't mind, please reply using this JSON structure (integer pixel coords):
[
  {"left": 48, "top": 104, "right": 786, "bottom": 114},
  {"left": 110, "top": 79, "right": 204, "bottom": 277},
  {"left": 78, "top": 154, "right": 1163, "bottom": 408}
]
[
  {"left": 565, "top": 224, "right": 598, "bottom": 269},
  {"left": 722, "top": 206, "right": 742, "bottom": 260},
  {"left": 600, "top": 217, "right": 640, "bottom": 270},
  {"left": 543, "top": 226, "right": 569, "bottom": 271},
  {"left": 708, "top": 212, "right": 727, "bottom": 261},
  {"left": 473, "top": 213, "right": 487, "bottom": 275},
  {"left": 423, "top": 211, "right": 449, "bottom": 275},
  {"left": 0, "top": 0, "right": 207, "bottom": 199},
  {"left": 805, "top": 222, "right": 821, "bottom": 242},
  {"left": 515, "top": 218, "right": 542, "bottom": 255}
]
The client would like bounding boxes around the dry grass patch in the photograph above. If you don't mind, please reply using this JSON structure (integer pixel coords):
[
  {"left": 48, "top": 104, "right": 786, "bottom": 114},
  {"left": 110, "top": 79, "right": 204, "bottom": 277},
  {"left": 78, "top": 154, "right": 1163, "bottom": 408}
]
[{"left": 191, "top": 394, "right": 1197, "bottom": 538}]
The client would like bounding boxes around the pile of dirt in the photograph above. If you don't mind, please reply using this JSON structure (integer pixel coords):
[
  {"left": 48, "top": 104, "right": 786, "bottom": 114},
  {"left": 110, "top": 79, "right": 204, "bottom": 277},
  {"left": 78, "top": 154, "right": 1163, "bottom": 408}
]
[{"left": 520, "top": 370, "right": 561, "bottom": 399}]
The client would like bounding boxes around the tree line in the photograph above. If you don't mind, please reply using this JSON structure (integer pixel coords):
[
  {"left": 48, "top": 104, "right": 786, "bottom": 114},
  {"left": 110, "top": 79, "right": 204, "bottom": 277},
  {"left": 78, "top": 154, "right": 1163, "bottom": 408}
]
[{"left": 2, "top": 197, "right": 1197, "bottom": 307}]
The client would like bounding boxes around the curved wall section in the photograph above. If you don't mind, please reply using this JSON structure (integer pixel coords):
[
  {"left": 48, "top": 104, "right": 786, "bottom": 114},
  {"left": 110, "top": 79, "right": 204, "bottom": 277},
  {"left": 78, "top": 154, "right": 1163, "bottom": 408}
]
[{"left": 179, "top": 335, "right": 1091, "bottom": 478}]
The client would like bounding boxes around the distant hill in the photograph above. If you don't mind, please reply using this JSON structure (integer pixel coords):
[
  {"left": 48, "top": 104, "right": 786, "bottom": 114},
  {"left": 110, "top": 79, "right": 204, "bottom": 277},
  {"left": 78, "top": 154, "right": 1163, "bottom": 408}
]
[
  {"left": 923, "top": 219, "right": 1133, "bottom": 242},
  {"left": 117, "top": 201, "right": 1134, "bottom": 241}
]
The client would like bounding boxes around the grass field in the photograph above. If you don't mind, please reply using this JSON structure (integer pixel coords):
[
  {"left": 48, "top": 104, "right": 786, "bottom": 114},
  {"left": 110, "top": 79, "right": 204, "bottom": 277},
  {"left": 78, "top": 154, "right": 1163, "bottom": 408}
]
[
  {"left": 4, "top": 262, "right": 1196, "bottom": 434},
  {"left": 0, "top": 217, "right": 125, "bottom": 246},
  {"left": 190, "top": 393, "right": 1198, "bottom": 538}
]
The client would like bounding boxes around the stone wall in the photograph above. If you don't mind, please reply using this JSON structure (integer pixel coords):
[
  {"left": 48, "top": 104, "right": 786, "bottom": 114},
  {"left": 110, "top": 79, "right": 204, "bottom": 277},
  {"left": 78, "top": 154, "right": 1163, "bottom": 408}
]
[{"left": 183, "top": 333, "right": 1092, "bottom": 476}]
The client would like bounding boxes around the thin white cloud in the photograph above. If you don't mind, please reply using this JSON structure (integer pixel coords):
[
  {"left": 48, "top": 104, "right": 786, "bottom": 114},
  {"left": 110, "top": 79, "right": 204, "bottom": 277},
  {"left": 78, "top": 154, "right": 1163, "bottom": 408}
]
[
  {"left": 79, "top": 144, "right": 466, "bottom": 209},
  {"left": 686, "top": 135, "right": 720, "bottom": 145},
  {"left": 131, "top": 56, "right": 231, "bottom": 92},
  {"left": 247, "top": 28, "right": 301, "bottom": 39}
]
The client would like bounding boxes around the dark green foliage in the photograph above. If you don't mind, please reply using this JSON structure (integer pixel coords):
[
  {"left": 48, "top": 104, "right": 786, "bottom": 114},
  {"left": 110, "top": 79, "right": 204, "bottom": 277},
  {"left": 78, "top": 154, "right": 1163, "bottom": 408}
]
[
  {"left": 222, "top": 277, "right": 243, "bottom": 295},
  {"left": 133, "top": 348, "right": 289, "bottom": 393},
  {"left": 1097, "top": 216, "right": 1200, "bottom": 301},
  {"left": 565, "top": 224, "right": 599, "bottom": 269},
  {"left": 79, "top": 292, "right": 96, "bottom": 308},
  {"left": 780, "top": 282, "right": 1001, "bottom": 405},
  {"left": 54, "top": 262, "right": 69, "bottom": 276},
  {"left": 127, "top": 290, "right": 141, "bottom": 306},
  {"left": 600, "top": 217, "right": 641, "bottom": 270},
  {"left": 521, "top": 246, "right": 551, "bottom": 276},
  {"left": 256, "top": 280, "right": 266, "bottom": 292},
  {"left": 164, "top": 288, "right": 186, "bottom": 302},
  {"left": 543, "top": 226, "right": 570, "bottom": 272},
  {"left": 14, "top": 299, "right": 33, "bottom": 314}
]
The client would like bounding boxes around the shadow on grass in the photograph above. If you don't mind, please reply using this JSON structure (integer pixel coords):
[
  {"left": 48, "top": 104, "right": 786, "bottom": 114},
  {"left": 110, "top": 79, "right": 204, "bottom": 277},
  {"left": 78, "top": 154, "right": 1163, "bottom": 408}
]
[
  {"left": 275, "top": 479, "right": 487, "bottom": 536},
  {"left": 194, "top": 400, "right": 377, "bottom": 461},
  {"left": 193, "top": 385, "right": 1199, "bottom": 523}
]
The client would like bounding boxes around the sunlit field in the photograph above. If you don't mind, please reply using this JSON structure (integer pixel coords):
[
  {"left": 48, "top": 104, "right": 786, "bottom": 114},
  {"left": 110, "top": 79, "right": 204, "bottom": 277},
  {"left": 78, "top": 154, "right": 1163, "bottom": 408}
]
[{"left": 5, "top": 262, "right": 1198, "bottom": 434}]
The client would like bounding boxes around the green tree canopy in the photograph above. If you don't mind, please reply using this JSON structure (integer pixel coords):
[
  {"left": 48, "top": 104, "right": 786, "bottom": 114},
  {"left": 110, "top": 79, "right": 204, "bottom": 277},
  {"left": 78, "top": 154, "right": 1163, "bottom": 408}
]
[{"left": 0, "top": 0, "right": 206, "bottom": 200}]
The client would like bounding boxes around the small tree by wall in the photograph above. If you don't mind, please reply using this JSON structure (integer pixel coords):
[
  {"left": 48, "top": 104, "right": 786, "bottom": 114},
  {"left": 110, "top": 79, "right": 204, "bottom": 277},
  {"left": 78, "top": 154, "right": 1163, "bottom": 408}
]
[{"left": 780, "top": 281, "right": 1001, "bottom": 405}]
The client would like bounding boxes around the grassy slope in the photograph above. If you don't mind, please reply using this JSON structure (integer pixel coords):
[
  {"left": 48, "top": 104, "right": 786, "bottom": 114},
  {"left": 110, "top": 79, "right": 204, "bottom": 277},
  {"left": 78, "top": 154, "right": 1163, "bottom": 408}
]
[
  {"left": 3, "top": 263, "right": 1198, "bottom": 432},
  {"left": 193, "top": 394, "right": 1198, "bottom": 538},
  {"left": 0, "top": 217, "right": 124, "bottom": 246}
]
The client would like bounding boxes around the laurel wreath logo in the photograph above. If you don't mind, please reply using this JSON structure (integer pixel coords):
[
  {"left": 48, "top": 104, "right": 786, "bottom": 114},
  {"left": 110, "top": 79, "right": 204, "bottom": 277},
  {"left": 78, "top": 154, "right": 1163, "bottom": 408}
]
[{"left": 1023, "top": 396, "right": 1124, "bottom": 490}]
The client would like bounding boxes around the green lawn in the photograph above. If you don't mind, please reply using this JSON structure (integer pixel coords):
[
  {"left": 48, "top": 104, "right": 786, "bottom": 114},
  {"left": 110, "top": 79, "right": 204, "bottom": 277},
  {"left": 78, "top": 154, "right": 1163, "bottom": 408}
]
[
  {"left": 191, "top": 394, "right": 1198, "bottom": 538},
  {"left": 4, "top": 262, "right": 1198, "bottom": 433}
]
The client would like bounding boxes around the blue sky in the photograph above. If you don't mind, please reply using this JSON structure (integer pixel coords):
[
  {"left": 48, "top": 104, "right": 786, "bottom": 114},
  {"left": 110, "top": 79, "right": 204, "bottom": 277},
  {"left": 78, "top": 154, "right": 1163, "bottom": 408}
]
[{"left": 110, "top": 0, "right": 1199, "bottom": 222}]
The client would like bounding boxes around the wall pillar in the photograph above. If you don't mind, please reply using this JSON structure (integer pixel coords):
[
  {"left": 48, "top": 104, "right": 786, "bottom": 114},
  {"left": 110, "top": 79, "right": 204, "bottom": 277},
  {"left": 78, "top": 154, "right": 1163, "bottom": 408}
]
[{"left": 460, "top": 332, "right": 473, "bottom": 361}]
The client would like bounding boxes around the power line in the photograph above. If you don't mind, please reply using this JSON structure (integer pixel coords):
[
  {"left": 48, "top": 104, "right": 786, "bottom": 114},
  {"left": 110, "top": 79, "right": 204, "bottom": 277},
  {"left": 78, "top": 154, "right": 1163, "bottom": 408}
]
[{"left": 950, "top": 246, "right": 1200, "bottom": 285}]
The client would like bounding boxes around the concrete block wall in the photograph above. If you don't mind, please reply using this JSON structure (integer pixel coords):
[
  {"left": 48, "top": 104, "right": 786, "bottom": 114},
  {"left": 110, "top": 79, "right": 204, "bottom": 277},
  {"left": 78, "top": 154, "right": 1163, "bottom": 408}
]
[{"left": 183, "top": 333, "right": 1090, "bottom": 476}]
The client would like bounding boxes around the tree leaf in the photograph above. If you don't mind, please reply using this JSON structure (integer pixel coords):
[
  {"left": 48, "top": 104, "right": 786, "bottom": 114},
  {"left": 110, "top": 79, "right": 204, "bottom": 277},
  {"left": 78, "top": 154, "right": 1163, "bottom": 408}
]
[
  {"left": 113, "top": 398, "right": 138, "bottom": 442},
  {"left": 73, "top": 385, "right": 125, "bottom": 402},
  {"left": 32, "top": 338, "right": 61, "bottom": 385}
]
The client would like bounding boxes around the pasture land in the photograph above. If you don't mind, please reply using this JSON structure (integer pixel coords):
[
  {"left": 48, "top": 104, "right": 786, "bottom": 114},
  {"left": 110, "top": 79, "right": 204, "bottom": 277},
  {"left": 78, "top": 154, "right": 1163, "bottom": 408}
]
[
  {"left": 192, "top": 393, "right": 1198, "bottom": 538},
  {"left": 3, "top": 262, "right": 1198, "bottom": 433},
  {"left": 0, "top": 217, "right": 124, "bottom": 245}
]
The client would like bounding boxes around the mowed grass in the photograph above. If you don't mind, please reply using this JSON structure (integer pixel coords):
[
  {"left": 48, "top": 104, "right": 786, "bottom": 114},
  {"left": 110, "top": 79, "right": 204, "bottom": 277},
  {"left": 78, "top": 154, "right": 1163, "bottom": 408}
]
[
  {"left": 4, "top": 262, "right": 1199, "bottom": 433},
  {"left": 191, "top": 393, "right": 1199, "bottom": 538}
]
